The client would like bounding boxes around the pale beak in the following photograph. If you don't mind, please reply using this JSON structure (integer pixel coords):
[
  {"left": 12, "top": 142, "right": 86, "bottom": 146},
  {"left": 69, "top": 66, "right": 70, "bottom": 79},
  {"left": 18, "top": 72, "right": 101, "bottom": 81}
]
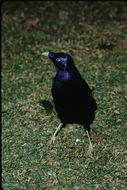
[{"left": 42, "top": 52, "right": 49, "bottom": 56}]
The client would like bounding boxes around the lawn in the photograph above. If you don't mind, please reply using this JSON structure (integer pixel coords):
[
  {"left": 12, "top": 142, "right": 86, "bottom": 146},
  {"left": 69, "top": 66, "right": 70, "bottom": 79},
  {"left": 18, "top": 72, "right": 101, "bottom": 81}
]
[{"left": 2, "top": 1, "right": 127, "bottom": 189}]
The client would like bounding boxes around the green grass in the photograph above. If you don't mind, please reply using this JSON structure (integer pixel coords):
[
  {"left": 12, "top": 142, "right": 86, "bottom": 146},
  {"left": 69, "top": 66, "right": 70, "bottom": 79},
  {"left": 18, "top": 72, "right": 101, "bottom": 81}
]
[{"left": 2, "top": 1, "right": 127, "bottom": 189}]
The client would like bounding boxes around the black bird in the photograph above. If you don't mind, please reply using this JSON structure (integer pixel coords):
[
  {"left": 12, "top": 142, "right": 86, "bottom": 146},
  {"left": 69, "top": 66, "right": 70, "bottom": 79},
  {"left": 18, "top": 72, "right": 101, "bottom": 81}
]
[{"left": 42, "top": 52, "right": 97, "bottom": 152}]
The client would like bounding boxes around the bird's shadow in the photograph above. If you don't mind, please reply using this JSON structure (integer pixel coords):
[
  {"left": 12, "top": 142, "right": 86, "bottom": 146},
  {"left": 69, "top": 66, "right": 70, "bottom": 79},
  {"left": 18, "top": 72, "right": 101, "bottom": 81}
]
[{"left": 39, "top": 100, "right": 53, "bottom": 115}]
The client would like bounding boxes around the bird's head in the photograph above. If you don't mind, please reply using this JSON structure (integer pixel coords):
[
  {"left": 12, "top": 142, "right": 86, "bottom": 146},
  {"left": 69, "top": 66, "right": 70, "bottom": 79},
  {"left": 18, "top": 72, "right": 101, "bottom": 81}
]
[
  {"left": 42, "top": 52, "right": 75, "bottom": 72},
  {"left": 42, "top": 52, "right": 77, "bottom": 80}
]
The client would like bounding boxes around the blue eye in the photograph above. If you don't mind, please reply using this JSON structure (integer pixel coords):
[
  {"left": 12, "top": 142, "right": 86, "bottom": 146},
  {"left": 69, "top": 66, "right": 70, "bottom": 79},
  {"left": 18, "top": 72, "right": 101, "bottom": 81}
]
[{"left": 56, "top": 58, "right": 61, "bottom": 62}]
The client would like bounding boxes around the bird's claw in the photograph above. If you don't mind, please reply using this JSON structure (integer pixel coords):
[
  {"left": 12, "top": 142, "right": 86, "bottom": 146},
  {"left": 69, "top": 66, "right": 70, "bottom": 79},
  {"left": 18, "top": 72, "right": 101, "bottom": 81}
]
[
  {"left": 51, "top": 136, "right": 56, "bottom": 143},
  {"left": 48, "top": 136, "right": 56, "bottom": 145},
  {"left": 87, "top": 144, "right": 93, "bottom": 156}
]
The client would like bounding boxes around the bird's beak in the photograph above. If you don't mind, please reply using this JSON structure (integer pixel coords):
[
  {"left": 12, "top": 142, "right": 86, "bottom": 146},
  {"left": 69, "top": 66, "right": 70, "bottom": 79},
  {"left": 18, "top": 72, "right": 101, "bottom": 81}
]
[{"left": 42, "top": 52, "right": 49, "bottom": 57}]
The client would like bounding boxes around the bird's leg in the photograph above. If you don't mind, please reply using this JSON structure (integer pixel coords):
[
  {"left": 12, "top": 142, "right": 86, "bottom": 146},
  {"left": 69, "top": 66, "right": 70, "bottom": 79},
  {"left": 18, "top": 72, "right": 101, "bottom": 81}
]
[
  {"left": 86, "top": 130, "right": 93, "bottom": 149},
  {"left": 86, "top": 130, "right": 93, "bottom": 154},
  {"left": 49, "top": 123, "right": 63, "bottom": 143}
]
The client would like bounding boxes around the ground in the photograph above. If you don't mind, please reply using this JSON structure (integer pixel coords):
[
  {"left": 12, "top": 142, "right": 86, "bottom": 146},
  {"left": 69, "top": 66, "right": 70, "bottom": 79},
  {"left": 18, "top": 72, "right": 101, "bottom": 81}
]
[{"left": 2, "top": 1, "right": 127, "bottom": 189}]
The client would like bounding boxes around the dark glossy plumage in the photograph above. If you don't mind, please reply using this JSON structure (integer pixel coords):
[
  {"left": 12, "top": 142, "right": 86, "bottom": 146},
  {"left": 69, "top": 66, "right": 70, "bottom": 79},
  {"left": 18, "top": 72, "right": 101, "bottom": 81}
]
[{"left": 48, "top": 52, "right": 97, "bottom": 132}]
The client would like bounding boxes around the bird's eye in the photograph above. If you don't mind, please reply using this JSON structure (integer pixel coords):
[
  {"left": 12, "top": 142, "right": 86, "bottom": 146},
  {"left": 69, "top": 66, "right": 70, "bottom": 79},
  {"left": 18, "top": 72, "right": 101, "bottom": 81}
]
[{"left": 56, "top": 58, "right": 61, "bottom": 62}]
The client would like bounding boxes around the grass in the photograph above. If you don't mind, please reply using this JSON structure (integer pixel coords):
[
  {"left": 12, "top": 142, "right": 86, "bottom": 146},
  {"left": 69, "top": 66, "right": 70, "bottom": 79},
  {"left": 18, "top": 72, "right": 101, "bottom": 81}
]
[{"left": 2, "top": 1, "right": 127, "bottom": 189}]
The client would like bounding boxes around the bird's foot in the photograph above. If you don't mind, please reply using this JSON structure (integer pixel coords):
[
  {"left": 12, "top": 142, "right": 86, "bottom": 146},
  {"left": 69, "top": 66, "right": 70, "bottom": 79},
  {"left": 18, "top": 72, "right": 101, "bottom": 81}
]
[
  {"left": 48, "top": 136, "right": 56, "bottom": 145},
  {"left": 50, "top": 136, "right": 56, "bottom": 143},
  {"left": 87, "top": 144, "right": 93, "bottom": 156}
]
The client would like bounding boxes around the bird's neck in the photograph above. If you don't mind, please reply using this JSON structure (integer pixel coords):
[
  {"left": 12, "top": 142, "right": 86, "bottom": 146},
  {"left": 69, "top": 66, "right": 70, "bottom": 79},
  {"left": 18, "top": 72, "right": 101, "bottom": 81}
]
[{"left": 56, "top": 70, "right": 71, "bottom": 81}]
